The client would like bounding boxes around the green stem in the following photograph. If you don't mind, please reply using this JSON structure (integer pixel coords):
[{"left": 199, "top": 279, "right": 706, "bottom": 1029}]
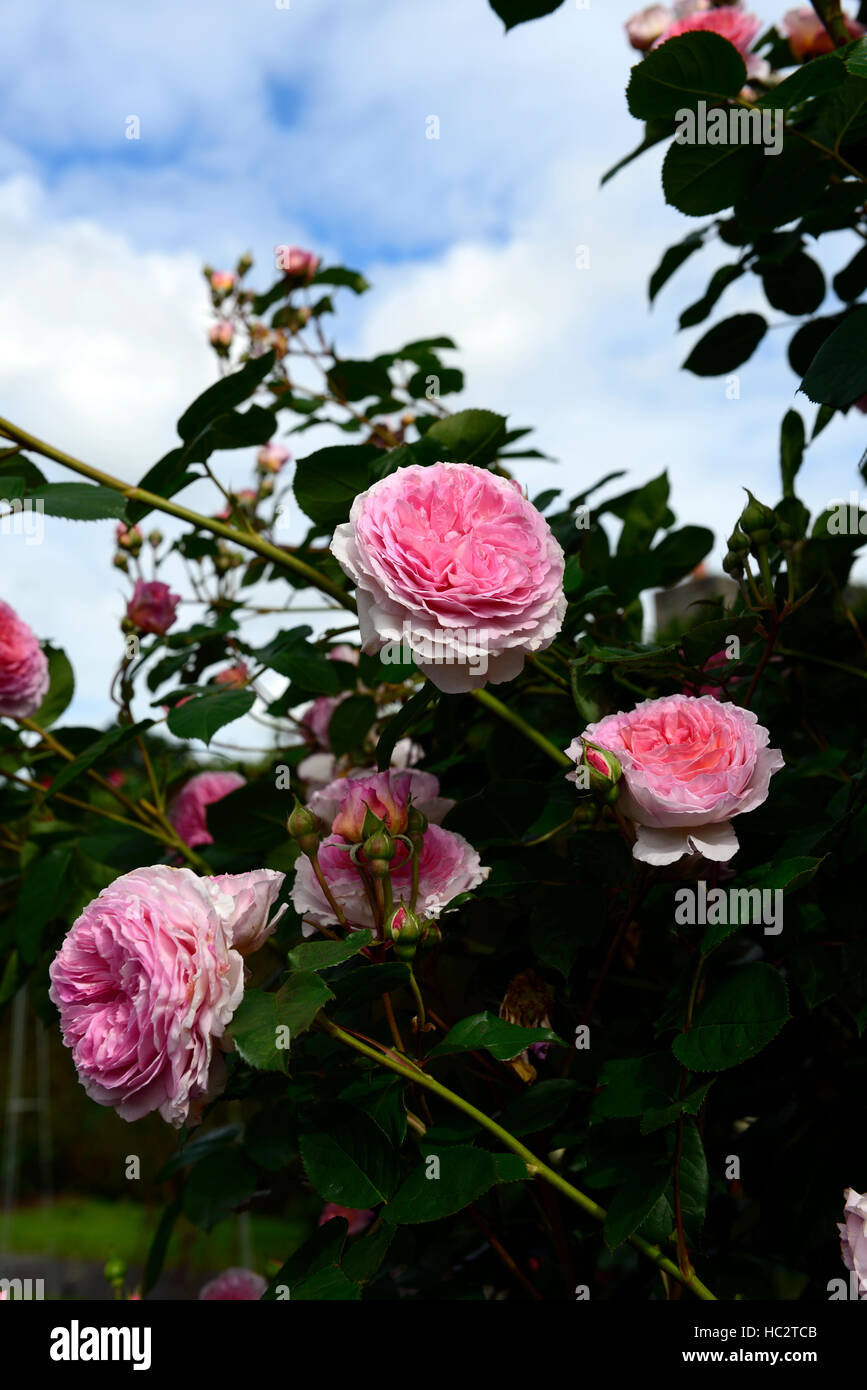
[
  {"left": 408, "top": 967, "right": 427, "bottom": 1028},
  {"left": 470, "top": 688, "right": 572, "bottom": 768},
  {"left": 0, "top": 416, "right": 354, "bottom": 611},
  {"left": 810, "top": 0, "right": 852, "bottom": 47},
  {"left": 318, "top": 1017, "right": 717, "bottom": 1301}
]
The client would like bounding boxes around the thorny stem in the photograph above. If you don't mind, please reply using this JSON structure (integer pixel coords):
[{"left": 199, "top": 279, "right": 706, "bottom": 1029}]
[{"left": 318, "top": 1016, "right": 717, "bottom": 1301}]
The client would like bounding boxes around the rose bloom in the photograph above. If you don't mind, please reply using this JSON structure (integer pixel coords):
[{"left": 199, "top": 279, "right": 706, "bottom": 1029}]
[
  {"left": 319, "top": 1204, "right": 374, "bottom": 1237},
  {"left": 256, "top": 441, "right": 291, "bottom": 474},
  {"left": 783, "top": 6, "right": 864, "bottom": 61},
  {"left": 331, "top": 462, "right": 566, "bottom": 694},
  {"left": 49, "top": 865, "right": 285, "bottom": 1127},
  {"left": 626, "top": 5, "right": 673, "bottom": 50},
  {"left": 209, "top": 320, "right": 234, "bottom": 347},
  {"left": 169, "top": 770, "right": 246, "bottom": 848},
  {"left": 293, "top": 825, "right": 487, "bottom": 932},
  {"left": 210, "top": 270, "right": 236, "bottom": 293},
  {"left": 310, "top": 767, "right": 453, "bottom": 841},
  {"left": 839, "top": 1188, "right": 867, "bottom": 1299},
  {"left": 0, "top": 600, "right": 50, "bottom": 719},
  {"left": 566, "top": 694, "right": 784, "bottom": 866},
  {"left": 199, "top": 1268, "right": 267, "bottom": 1301},
  {"left": 126, "top": 579, "right": 180, "bottom": 635},
  {"left": 656, "top": 6, "right": 762, "bottom": 53},
  {"left": 212, "top": 661, "right": 249, "bottom": 690},
  {"left": 274, "top": 245, "right": 319, "bottom": 279}
]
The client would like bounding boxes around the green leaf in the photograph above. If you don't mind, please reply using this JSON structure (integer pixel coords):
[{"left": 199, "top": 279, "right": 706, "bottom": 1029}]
[
  {"left": 617, "top": 472, "right": 670, "bottom": 555},
  {"left": 780, "top": 410, "right": 806, "bottom": 499},
  {"left": 679, "top": 264, "right": 743, "bottom": 329},
  {"left": 429, "top": 1010, "right": 564, "bottom": 1062},
  {"left": 142, "top": 1198, "right": 182, "bottom": 1295},
  {"left": 761, "top": 52, "right": 846, "bottom": 108},
  {"left": 800, "top": 305, "right": 867, "bottom": 407},
  {"left": 341, "top": 1222, "right": 395, "bottom": 1285},
  {"left": 292, "top": 1267, "right": 361, "bottom": 1301},
  {"left": 44, "top": 721, "right": 153, "bottom": 800},
  {"left": 311, "top": 265, "right": 370, "bottom": 294},
  {"left": 182, "top": 1148, "right": 259, "bottom": 1231},
  {"left": 628, "top": 31, "right": 747, "bottom": 121},
  {"left": 8, "top": 847, "right": 72, "bottom": 964},
  {"left": 293, "top": 444, "right": 379, "bottom": 526},
  {"left": 331, "top": 963, "right": 410, "bottom": 1011},
  {"left": 327, "top": 360, "right": 392, "bottom": 402},
  {"left": 499, "top": 1080, "right": 579, "bottom": 1137},
  {"left": 300, "top": 1106, "right": 401, "bottom": 1206},
  {"left": 177, "top": 352, "right": 275, "bottom": 442},
  {"left": 424, "top": 409, "right": 507, "bottom": 466},
  {"left": 253, "top": 628, "right": 342, "bottom": 693},
  {"left": 683, "top": 313, "right": 767, "bottom": 376},
  {"left": 489, "top": 0, "right": 565, "bottom": 30},
  {"left": 760, "top": 252, "right": 825, "bottom": 316},
  {"left": 287, "top": 931, "right": 373, "bottom": 972},
  {"left": 847, "top": 36, "right": 867, "bottom": 77},
  {"left": 376, "top": 681, "right": 438, "bottom": 772},
  {"left": 672, "top": 963, "right": 790, "bottom": 1072},
  {"left": 28, "top": 483, "right": 127, "bottom": 521},
  {"left": 604, "top": 1164, "right": 671, "bottom": 1250},
  {"left": 167, "top": 689, "right": 254, "bottom": 745},
  {"left": 386, "top": 1146, "right": 527, "bottom": 1223},
  {"left": 663, "top": 139, "right": 759, "bottom": 216},
  {"left": 833, "top": 242, "right": 867, "bottom": 302},
  {"left": 327, "top": 694, "right": 377, "bottom": 758},
  {"left": 34, "top": 645, "right": 75, "bottom": 728},
  {"left": 229, "top": 973, "right": 334, "bottom": 1071}
]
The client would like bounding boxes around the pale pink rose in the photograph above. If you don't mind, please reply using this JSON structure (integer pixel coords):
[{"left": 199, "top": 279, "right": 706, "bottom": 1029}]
[
  {"left": 329, "top": 644, "right": 360, "bottom": 665},
  {"left": 199, "top": 1268, "right": 266, "bottom": 1301},
  {"left": 126, "top": 579, "right": 180, "bottom": 636},
  {"left": 47, "top": 865, "right": 279, "bottom": 1127},
  {"left": 302, "top": 692, "right": 351, "bottom": 750},
  {"left": 309, "top": 767, "right": 454, "bottom": 840},
  {"left": 256, "top": 441, "right": 291, "bottom": 474},
  {"left": 210, "top": 868, "right": 287, "bottom": 957},
  {"left": 0, "top": 600, "right": 50, "bottom": 719},
  {"left": 626, "top": 5, "right": 673, "bottom": 50},
  {"left": 168, "top": 770, "right": 246, "bottom": 848},
  {"left": 209, "top": 320, "right": 234, "bottom": 347},
  {"left": 319, "top": 1204, "right": 374, "bottom": 1236},
  {"left": 213, "top": 662, "right": 249, "bottom": 689},
  {"left": 839, "top": 1188, "right": 867, "bottom": 1299},
  {"left": 783, "top": 7, "right": 864, "bottom": 61},
  {"left": 657, "top": 6, "right": 762, "bottom": 53},
  {"left": 274, "top": 245, "right": 319, "bottom": 280},
  {"left": 331, "top": 462, "right": 566, "bottom": 694},
  {"left": 210, "top": 271, "right": 236, "bottom": 293},
  {"left": 566, "top": 694, "right": 784, "bottom": 866},
  {"left": 293, "top": 825, "right": 488, "bottom": 932}
]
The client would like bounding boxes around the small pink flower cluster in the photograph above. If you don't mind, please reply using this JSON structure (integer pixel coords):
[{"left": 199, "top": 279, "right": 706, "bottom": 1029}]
[{"left": 626, "top": 1, "right": 864, "bottom": 65}]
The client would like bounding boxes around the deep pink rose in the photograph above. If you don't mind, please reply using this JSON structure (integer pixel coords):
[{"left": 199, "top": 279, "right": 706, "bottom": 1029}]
[
  {"left": 292, "top": 825, "right": 487, "bottom": 932},
  {"left": 199, "top": 1268, "right": 266, "bottom": 1301},
  {"left": 256, "top": 441, "right": 291, "bottom": 474},
  {"left": 783, "top": 6, "right": 864, "bottom": 61},
  {"left": 274, "top": 245, "right": 319, "bottom": 279},
  {"left": 566, "top": 694, "right": 784, "bottom": 866},
  {"left": 331, "top": 462, "right": 566, "bottom": 694},
  {"left": 839, "top": 1188, "right": 867, "bottom": 1299},
  {"left": 48, "top": 865, "right": 284, "bottom": 1126},
  {"left": 309, "top": 767, "right": 453, "bottom": 841},
  {"left": 319, "top": 1204, "right": 374, "bottom": 1237},
  {"left": 0, "top": 600, "right": 50, "bottom": 719},
  {"left": 168, "top": 770, "right": 246, "bottom": 848},
  {"left": 626, "top": 5, "right": 673, "bottom": 50},
  {"left": 657, "top": 6, "right": 761, "bottom": 53},
  {"left": 126, "top": 579, "right": 180, "bottom": 635}
]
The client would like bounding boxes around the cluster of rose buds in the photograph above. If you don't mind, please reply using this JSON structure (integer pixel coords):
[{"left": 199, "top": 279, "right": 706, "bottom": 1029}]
[{"left": 287, "top": 767, "right": 487, "bottom": 943}]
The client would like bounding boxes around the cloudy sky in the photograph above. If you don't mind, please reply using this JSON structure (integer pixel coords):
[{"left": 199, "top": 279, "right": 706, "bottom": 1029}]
[{"left": 0, "top": 0, "right": 864, "bottom": 735}]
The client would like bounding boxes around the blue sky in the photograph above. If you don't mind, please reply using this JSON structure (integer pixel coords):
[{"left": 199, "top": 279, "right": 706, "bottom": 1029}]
[{"left": 1, "top": 0, "right": 864, "bottom": 734}]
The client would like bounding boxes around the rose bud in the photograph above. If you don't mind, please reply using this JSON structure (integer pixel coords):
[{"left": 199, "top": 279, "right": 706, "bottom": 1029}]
[
  {"left": 739, "top": 489, "right": 777, "bottom": 547},
  {"left": 362, "top": 821, "right": 396, "bottom": 878},
  {"left": 209, "top": 270, "right": 236, "bottom": 294},
  {"left": 116, "top": 521, "right": 143, "bottom": 553},
  {"left": 568, "top": 740, "right": 622, "bottom": 802},
  {"left": 385, "top": 902, "right": 423, "bottom": 960},
  {"left": 125, "top": 579, "right": 181, "bottom": 636},
  {"left": 209, "top": 320, "right": 234, "bottom": 352},
  {"left": 287, "top": 798, "right": 322, "bottom": 856},
  {"left": 274, "top": 245, "right": 319, "bottom": 280},
  {"left": 256, "top": 441, "right": 291, "bottom": 474}
]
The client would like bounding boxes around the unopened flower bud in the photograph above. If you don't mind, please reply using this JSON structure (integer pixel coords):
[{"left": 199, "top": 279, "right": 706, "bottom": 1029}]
[
  {"left": 104, "top": 1257, "right": 127, "bottom": 1286},
  {"left": 237, "top": 252, "right": 253, "bottom": 275},
  {"left": 739, "top": 490, "right": 776, "bottom": 548},
  {"left": 722, "top": 550, "right": 744, "bottom": 578},
  {"left": 726, "top": 526, "right": 750, "bottom": 556},
  {"left": 575, "top": 741, "right": 621, "bottom": 803},
  {"left": 362, "top": 824, "right": 395, "bottom": 877},
  {"left": 385, "top": 902, "right": 423, "bottom": 960},
  {"left": 148, "top": 529, "right": 163, "bottom": 549},
  {"left": 288, "top": 798, "right": 321, "bottom": 855}
]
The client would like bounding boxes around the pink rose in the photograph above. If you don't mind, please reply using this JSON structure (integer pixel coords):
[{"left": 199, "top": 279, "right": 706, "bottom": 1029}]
[
  {"left": 199, "top": 1268, "right": 266, "bottom": 1301},
  {"left": 657, "top": 6, "right": 762, "bottom": 53},
  {"left": 292, "top": 825, "right": 487, "bottom": 932},
  {"left": 213, "top": 662, "right": 249, "bottom": 689},
  {"left": 209, "top": 320, "right": 234, "bottom": 347},
  {"left": 210, "top": 868, "right": 287, "bottom": 957},
  {"left": 126, "top": 579, "right": 180, "bottom": 636},
  {"left": 566, "top": 694, "right": 784, "bottom": 866},
  {"left": 782, "top": 6, "right": 864, "bottom": 61},
  {"left": 274, "top": 245, "right": 319, "bottom": 280},
  {"left": 319, "top": 1204, "right": 374, "bottom": 1237},
  {"left": 309, "top": 767, "right": 453, "bottom": 841},
  {"left": 256, "top": 441, "right": 291, "bottom": 474},
  {"left": 839, "top": 1188, "right": 867, "bottom": 1299},
  {"left": 0, "top": 600, "right": 50, "bottom": 719},
  {"left": 626, "top": 5, "right": 673, "bottom": 50},
  {"left": 48, "top": 865, "right": 283, "bottom": 1126},
  {"left": 331, "top": 462, "right": 566, "bottom": 694},
  {"left": 168, "top": 770, "right": 247, "bottom": 848},
  {"left": 210, "top": 271, "right": 236, "bottom": 293},
  {"left": 302, "top": 692, "right": 351, "bottom": 751}
]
